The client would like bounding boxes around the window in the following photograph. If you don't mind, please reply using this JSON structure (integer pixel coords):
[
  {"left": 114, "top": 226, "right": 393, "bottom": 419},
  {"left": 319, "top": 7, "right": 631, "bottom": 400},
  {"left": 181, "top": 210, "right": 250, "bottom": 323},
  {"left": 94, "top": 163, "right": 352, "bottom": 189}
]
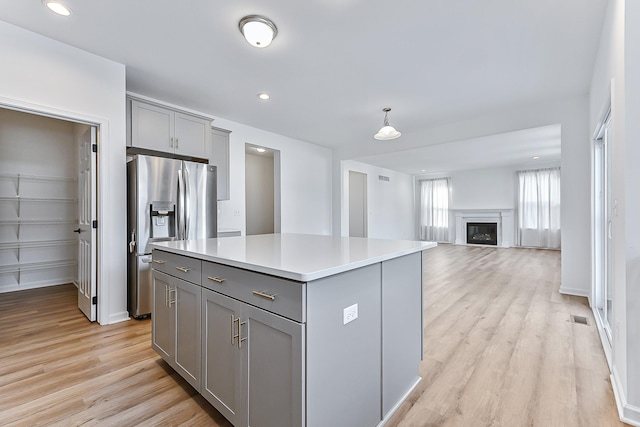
[
  {"left": 419, "top": 178, "right": 450, "bottom": 242},
  {"left": 516, "top": 168, "right": 561, "bottom": 249}
]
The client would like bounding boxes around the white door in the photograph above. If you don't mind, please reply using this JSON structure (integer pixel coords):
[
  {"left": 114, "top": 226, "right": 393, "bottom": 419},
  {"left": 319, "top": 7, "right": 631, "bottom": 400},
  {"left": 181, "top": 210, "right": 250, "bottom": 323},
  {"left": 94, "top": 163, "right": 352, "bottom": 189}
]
[{"left": 77, "top": 127, "right": 97, "bottom": 321}]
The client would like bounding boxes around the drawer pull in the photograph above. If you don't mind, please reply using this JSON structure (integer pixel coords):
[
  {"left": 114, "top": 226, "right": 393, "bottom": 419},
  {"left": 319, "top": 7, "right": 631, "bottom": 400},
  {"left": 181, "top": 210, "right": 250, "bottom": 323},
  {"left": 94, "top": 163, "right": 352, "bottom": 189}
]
[
  {"left": 153, "top": 259, "right": 167, "bottom": 264},
  {"left": 207, "top": 276, "right": 226, "bottom": 283},
  {"left": 252, "top": 290, "right": 276, "bottom": 301},
  {"left": 175, "top": 266, "right": 191, "bottom": 273}
]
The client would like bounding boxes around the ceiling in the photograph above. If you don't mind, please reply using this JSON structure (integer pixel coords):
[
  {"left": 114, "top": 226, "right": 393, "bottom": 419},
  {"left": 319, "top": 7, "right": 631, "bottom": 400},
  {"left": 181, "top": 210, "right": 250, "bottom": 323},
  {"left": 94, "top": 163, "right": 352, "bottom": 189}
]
[{"left": 0, "top": 0, "right": 608, "bottom": 174}]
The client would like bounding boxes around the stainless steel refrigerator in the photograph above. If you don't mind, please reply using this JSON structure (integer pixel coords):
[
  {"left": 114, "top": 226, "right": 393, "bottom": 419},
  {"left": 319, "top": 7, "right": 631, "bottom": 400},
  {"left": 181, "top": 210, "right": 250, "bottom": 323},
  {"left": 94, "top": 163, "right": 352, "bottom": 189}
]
[{"left": 127, "top": 154, "right": 217, "bottom": 318}]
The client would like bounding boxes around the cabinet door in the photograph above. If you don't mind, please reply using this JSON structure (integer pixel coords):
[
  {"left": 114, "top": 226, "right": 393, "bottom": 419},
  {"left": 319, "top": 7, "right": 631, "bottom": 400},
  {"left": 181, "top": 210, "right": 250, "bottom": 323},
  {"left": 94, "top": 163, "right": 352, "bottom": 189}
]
[
  {"left": 174, "top": 278, "right": 202, "bottom": 391},
  {"left": 201, "top": 288, "right": 243, "bottom": 426},
  {"left": 175, "top": 112, "right": 208, "bottom": 158},
  {"left": 209, "top": 127, "right": 230, "bottom": 200},
  {"left": 152, "top": 271, "right": 175, "bottom": 361},
  {"left": 131, "top": 100, "right": 174, "bottom": 153},
  {"left": 242, "top": 304, "right": 305, "bottom": 427}
]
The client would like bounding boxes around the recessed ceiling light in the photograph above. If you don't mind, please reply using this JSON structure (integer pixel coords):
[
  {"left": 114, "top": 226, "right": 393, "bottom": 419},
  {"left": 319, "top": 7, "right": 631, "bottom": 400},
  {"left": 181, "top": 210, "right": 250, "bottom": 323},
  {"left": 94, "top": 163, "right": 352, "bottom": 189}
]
[
  {"left": 421, "top": 169, "right": 427, "bottom": 172},
  {"left": 532, "top": 156, "right": 540, "bottom": 160},
  {"left": 43, "top": 0, "right": 72, "bottom": 16},
  {"left": 255, "top": 147, "right": 266, "bottom": 153},
  {"left": 239, "top": 15, "right": 278, "bottom": 48},
  {"left": 257, "top": 93, "right": 270, "bottom": 100}
]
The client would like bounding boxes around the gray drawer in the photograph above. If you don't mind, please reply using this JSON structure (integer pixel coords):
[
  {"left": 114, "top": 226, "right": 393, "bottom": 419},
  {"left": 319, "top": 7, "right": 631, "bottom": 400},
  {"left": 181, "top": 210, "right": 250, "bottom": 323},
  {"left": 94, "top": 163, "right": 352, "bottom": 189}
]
[
  {"left": 202, "top": 261, "right": 305, "bottom": 323},
  {"left": 152, "top": 249, "right": 202, "bottom": 285}
]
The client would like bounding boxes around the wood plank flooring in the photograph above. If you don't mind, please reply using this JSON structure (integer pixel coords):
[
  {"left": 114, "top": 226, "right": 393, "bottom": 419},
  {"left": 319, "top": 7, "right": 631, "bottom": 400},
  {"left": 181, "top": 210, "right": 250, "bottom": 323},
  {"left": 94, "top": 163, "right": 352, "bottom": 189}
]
[{"left": 0, "top": 244, "right": 626, "bottom": 426}]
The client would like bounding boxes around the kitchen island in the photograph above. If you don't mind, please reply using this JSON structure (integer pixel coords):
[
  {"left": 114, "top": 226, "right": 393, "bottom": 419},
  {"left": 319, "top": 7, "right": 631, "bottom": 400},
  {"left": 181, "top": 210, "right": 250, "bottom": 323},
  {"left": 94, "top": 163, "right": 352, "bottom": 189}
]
[{"left": 150, "top": 233, "right": 436, "bottom": 427}]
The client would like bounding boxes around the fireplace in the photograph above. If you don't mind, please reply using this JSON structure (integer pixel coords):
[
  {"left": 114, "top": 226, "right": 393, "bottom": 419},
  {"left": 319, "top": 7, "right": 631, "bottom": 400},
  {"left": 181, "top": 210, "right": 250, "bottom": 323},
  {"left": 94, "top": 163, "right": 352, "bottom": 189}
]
[{"left": 466, "top": 222, "right": 498, "bottom": 246}]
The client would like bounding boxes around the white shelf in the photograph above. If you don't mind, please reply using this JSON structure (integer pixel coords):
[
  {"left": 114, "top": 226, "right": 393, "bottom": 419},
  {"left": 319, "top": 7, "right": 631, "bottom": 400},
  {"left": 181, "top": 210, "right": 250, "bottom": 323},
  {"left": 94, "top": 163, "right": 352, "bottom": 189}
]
[{"left": 0, "top": 173, "right": 78, "bottom": 291}]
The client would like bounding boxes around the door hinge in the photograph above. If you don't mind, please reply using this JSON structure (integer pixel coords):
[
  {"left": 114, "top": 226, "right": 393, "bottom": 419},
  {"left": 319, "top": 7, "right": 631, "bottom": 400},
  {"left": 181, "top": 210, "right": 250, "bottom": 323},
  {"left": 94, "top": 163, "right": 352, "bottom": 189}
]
[
  {"left": 92, "top": 144, "right": 98, "bottom": 153},
  {"left": 92, "top": 220, "right": 98, "bottom": 229},
  {"left": 92, "top": 296, "right": 97, "bottom": 305}
]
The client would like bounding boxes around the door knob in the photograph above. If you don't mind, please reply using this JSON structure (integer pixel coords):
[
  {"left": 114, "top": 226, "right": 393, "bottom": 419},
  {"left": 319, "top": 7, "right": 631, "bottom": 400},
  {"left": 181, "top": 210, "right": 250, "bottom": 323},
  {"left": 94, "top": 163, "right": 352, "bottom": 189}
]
[{"left": 74, "top": 228, "right": 82, "bottom": 233}]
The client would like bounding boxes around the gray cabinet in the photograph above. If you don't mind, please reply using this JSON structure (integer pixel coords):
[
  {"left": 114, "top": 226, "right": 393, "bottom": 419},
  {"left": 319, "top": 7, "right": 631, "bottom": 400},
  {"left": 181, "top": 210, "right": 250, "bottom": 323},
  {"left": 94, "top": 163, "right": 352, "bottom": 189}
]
[
  {"left": 201, "top": 283, "right": 304, "bottom": 427},
  {"left": 152, "top": 270, "right": 174, "bottom": 361},
  {"left": 209, "top": 127, "right": 230, "bottom": 200},
  {"left": 152, "top": 247, "right": 423, "bottom": 427},
  {"left": 129, "top": 99, "right": 210, "bottom": 159},
  {"left": 151, "top": 256, "right": 202, "bottom": 392}
]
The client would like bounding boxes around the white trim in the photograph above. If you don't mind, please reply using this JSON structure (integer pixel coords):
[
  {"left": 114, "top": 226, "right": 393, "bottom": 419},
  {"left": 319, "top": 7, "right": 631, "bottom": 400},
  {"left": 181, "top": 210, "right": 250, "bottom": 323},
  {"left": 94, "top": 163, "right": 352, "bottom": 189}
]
[
  {"left": 558, "top": 286, "right": 590, "bottom": 301},
  {"left": 591, "top": 305, "right": 612, "bottom": 369},
  {"left": 108, "top": 311, "right": 131, "bottom": 324},
  {"left": 0, "top": 95, "right": 112, "bottom": 325},
  {"left": 376, "top": 376, "right": 422, "bottom": 427},
  {"left": 611, "top": 367, "right": 640, "bottom": 426}
]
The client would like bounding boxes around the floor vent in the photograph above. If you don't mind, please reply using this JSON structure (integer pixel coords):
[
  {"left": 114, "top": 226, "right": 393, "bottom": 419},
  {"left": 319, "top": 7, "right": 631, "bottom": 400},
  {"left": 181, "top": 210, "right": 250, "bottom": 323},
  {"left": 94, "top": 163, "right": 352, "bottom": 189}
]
[{"left": 570, "top": 315, "right": 590, "bottom": 326}]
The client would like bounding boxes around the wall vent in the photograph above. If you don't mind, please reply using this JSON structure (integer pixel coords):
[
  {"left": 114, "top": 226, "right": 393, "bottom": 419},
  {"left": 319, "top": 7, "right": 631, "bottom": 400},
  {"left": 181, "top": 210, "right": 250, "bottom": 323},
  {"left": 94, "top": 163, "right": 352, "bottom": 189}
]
[{"left": 378, "top": 175, "right": 390, "bottom": 182}]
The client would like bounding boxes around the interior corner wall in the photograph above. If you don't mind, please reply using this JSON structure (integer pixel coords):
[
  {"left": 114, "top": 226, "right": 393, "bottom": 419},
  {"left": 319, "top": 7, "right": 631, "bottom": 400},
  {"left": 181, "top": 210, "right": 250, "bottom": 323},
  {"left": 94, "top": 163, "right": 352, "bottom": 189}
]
[
  {"left": 0, "top": 20, "right": 128, "bottom": 324},
  {"left": 340, "top": 160, "right": 415, "bottom": 240},
  {"left": 210, "top": 117, "right": 333, "bottom": 236}
]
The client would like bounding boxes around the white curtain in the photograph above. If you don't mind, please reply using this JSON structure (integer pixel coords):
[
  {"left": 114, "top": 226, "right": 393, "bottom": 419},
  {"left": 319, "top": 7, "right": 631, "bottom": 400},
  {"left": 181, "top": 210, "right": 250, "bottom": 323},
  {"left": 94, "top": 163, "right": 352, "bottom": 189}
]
[
  {"left": 516, "top": 168, "right": 561, "bottom": 249},
  {"left": 419, "top": 178, "right": 450, "bottom": 242}
]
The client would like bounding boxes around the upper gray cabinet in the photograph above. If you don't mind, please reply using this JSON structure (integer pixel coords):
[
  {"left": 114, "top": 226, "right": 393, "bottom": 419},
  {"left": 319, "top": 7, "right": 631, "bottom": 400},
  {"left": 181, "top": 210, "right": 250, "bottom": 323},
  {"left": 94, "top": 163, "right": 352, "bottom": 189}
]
[
  {"left": 128, "top": 98, "right": 210, "bottom": 159},
  {"left": 209, "top": 127, "right": 230, "bottom": 200}
]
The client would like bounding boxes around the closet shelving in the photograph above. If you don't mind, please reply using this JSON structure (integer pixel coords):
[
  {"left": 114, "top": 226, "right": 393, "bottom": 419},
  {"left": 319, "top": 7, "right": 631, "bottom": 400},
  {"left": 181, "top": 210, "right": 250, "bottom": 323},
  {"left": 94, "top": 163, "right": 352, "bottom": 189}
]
[{"left": 0, "top": 173, "right": 78, "bottom": 292}]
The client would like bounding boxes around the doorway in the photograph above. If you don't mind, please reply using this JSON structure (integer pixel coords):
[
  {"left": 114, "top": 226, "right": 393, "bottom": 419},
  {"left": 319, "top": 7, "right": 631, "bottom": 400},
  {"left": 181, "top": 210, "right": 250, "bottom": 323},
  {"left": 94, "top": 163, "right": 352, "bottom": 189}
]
[
  {"left": 593, "top": 109, "right": 613, "bottom": 344},
  {"left": 245, "top": 144, "right": 281, "bottom": 235},
  {"left": 0, "top": 107, "right": 98, "bottom": 321},
  {"left": 349, "top": 171, "right": 367, "bottom": 238}
]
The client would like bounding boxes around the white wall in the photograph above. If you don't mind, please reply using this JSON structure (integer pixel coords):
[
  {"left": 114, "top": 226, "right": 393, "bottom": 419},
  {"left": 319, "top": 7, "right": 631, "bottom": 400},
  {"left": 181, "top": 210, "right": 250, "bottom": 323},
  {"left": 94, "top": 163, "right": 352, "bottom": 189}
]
[
  {"left": 209, "top": 117, "right": 333, "bottom": 236},
  {"left": 450, "top": 167, "right": 516, "bottom": 210},
  {"left": 0, "top": 20, "right": 128, "bottom": 324},
  {"left": 334, "top": 95, "right": 590, "bottom": 296},
  {"left": 589, "top": 0, "right": 640, "bottom": 423},
  {"left": 340, "top": 160, "right": 415, "bottom": 240}
]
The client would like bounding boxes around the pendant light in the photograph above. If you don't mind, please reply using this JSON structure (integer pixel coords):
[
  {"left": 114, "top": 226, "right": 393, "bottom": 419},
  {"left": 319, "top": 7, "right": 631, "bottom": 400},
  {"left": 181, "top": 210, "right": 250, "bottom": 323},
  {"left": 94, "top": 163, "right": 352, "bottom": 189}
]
[
  {"left": 239, "top": 15, "right": 278, "bottom": 48},
  {"left": 374, "top": 108, "right": 401, "bottom": 140}
]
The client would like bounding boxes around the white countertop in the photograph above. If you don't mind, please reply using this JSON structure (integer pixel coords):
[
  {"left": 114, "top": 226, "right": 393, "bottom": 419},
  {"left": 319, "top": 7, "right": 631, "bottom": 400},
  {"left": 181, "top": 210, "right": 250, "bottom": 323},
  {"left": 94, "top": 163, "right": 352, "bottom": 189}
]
[{"left": 151, "top": 233, "right": 436, "bottom": 281}]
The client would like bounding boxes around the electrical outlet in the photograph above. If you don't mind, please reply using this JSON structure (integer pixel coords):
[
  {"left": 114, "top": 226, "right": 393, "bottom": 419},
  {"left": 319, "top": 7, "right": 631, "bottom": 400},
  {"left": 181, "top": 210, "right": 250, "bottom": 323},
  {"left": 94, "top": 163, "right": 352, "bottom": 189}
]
[
  {"left": 343, "top": 303, "right": 358, "bottom": 325},
  {"left": 233, "top": 209, "right": 241, "bottom": 217}
]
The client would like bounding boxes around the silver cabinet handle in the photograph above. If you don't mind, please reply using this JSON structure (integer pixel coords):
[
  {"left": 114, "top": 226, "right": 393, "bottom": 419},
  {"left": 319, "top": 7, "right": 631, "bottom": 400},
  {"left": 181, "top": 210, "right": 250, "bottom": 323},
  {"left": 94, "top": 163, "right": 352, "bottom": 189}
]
[
  {"left": 207, "top": 276, "right": 225, "bottom": 283},
  {"left": 252, "top": 290, "right": 276, "bottom": 301},
  {"left": 168, "top": 287, "right": 176, "bottom": 307},
  {"left": 153, "top": 259, "right": 166, "bottom": 264},
  {"left": 176, "top": 138, "right": 179, "bottom": 149},
  {"left": 170, "top": 137, "right": 174, "bottom": 148},
  {"left": 175, "top": 266, "right": 190, "bottom": 273}
]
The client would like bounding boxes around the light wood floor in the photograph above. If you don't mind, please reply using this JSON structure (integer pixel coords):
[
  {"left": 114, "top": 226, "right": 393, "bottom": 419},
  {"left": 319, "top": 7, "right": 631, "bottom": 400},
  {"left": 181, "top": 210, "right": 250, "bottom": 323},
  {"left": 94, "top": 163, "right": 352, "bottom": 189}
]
[{"left": 0, "top": 245, "right": 626, "bottom": 426}]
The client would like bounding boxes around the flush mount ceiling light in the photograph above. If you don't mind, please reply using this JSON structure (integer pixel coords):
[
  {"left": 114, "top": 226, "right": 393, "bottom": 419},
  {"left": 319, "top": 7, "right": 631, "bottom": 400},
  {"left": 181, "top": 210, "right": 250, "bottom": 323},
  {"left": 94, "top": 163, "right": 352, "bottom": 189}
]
[
  {"left": 239, "top": 15, "right": 278, "bottom": 48},
  {"left": 42, "top": 0, "right": 72, "bottom": 16},
  {"left": 255, "top": 147, "right": 266, "bottom": 153},
  {"left": 257, "top": 92, "right": 270, "bottom": 100},
  {"left": 374, "top": 108, "right": 401, "bottom": 140},
  {"left": 532, "top": 156, "right": 540, "bottom": 160}
]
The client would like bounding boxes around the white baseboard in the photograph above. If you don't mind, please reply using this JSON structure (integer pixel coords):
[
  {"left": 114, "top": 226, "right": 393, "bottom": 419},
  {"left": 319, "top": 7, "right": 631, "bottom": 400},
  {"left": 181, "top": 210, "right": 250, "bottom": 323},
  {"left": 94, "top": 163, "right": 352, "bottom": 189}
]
[
  {"left": 611, "top": 368, "right": 640, "bottom": 426},
  {"left": 107, "top": 311, "right": 131, "bottom": 325},
  {"left": 559, "top": 286, "right": 590, "bottom": 300}
]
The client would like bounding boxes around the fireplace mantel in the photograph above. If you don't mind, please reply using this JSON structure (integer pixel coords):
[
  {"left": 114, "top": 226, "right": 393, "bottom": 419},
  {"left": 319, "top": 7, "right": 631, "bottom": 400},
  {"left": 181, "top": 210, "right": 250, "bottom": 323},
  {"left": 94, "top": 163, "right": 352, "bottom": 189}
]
[{"left": 454, "top": 209, "right": 514, "bottom": 248}]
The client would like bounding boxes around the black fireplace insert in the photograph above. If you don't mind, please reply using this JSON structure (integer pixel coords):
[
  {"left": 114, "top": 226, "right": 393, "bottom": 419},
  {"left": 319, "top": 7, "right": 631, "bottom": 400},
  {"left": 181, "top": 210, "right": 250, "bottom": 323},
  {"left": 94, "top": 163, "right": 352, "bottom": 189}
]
[{"left": 466, "top": 222, "right": 498, "bottom": 246}]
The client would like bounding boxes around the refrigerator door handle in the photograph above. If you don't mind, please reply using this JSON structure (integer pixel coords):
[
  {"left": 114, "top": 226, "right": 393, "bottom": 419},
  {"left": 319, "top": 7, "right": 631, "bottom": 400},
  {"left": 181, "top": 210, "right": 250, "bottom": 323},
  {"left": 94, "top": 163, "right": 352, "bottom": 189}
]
[
  {"left": 177, "top": 167, "right": 185, "bottom": 240},
  {"left": 184, "top": 166, "right": 191, "bottom": 238}
]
